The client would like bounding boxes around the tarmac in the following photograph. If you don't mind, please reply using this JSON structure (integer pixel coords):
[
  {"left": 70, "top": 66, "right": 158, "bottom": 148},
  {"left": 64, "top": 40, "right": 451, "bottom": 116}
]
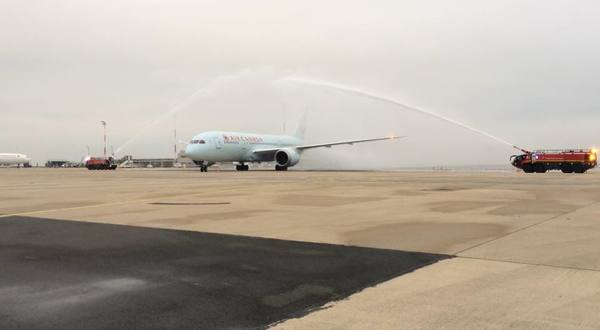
[{"left": 1, "top": 168, "right": 600, "bottom": 329}]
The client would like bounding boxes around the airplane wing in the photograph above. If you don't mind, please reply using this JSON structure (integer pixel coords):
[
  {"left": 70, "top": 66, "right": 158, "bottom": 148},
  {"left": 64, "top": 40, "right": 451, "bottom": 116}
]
[{"left": 252, "top": 136, "right": 403, "bottom": 155}]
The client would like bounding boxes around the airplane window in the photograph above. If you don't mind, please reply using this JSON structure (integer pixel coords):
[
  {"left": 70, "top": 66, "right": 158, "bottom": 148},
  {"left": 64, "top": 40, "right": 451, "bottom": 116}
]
[{"left": 199, "top": 140, "right": 206, "bottom": 144}]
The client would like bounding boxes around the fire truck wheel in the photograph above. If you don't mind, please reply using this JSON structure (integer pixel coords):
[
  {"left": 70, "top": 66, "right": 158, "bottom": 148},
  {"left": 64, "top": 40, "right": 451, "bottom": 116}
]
[
  {"left": 534, "top": 164, "right": 547, "bottom": 173},
  {"left": 522, "top": 164, "right": 534, "bottom": 173},
  {"left": 561, "top": 165, "right": 574, "bottom": 173},
  {"left": 574, "top": 165, "right": 586, "bottom": 174}
]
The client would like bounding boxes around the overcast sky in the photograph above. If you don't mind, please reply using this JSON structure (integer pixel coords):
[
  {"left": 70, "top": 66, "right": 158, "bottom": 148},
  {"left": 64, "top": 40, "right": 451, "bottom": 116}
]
[{"left": 2, "top": 0, "right": 599, "bottom": 167}]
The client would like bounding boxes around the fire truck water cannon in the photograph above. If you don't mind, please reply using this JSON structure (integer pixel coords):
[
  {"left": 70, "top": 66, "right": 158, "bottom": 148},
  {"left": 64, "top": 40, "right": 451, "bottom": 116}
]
[{"left": 511, "top": 148, "right": 598, "bottom": 174}]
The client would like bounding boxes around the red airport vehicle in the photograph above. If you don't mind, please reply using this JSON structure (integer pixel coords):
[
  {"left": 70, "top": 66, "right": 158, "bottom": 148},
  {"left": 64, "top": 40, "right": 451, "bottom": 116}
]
[
  {"left": 511, "top": 149, "right": 597, "bottom": 174},
  {"left": 85, "top": 156, "right": 118, "bottom": 170}
]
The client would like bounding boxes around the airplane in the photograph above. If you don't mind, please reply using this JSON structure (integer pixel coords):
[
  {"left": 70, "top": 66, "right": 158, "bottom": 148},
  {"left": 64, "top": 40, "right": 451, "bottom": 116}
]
[
  {"left": 184, "top": 121, "right": 402, "bottom": 172},
  {"left": 0, "top": 153, "right": 31, "bottom": 167}
]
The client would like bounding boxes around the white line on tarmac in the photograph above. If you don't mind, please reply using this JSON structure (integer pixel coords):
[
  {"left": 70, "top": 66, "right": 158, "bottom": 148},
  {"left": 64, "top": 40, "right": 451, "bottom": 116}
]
[
  {"left": 0, "top": 188, "right": 238, "bottom": 219},
  {"left": 0, "top": 199, "right": 158, "bottom": 219},
  {"left": 458, "top": 255, "right": 600, "bottom": 273},
  {"left": 454, "top": 201, "right": 600, "bottom": 255}
]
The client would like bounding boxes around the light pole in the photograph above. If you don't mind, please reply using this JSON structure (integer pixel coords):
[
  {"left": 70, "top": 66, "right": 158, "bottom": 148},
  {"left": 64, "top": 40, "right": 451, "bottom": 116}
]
[
  {"left": 101, "top": 121, "right": 107, "bottom": 157},
  {"left": 174, "top": 115, "right": 177, "bottom": 164}
]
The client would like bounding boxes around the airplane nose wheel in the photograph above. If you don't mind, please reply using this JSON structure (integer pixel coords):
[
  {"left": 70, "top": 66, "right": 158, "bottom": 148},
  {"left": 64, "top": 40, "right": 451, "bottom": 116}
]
[{"left": 195, "top": 161, "right": 209, "bottom": 172}]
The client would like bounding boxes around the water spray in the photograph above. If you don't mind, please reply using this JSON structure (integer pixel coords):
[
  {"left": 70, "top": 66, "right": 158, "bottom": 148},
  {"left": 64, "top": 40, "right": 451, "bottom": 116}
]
[
  {"left": 115, "top": 69, "right": 258, "bottom": 155},
  {"left": 278, "top": 77, "right": 526, "bottom": 152}
]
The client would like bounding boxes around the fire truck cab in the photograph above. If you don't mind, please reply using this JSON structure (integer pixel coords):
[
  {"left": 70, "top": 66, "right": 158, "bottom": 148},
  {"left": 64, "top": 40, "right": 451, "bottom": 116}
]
[{"left": 511, "top": 149, "right": 597, "bottom": 174}]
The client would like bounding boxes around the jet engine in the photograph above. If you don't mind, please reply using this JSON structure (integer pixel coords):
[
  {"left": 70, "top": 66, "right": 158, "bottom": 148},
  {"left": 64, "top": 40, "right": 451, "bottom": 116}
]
[{"left": 275, "top": 148, "right": 301, "bottom": 167}]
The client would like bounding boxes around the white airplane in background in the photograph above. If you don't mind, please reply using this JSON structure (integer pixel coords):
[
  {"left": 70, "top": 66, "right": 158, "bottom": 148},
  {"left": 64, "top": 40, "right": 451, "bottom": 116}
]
[
  {"left": 0, "top": 153, "right": 31, "bottom": 167},
  {"left": 184, "top": 122, "right": 402, "bottom": 172}
]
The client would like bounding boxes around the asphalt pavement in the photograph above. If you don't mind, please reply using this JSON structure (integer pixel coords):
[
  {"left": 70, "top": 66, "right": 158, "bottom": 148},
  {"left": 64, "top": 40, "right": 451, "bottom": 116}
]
[{"left": 0, "top": 216, "right": 448, "bottom": 329}]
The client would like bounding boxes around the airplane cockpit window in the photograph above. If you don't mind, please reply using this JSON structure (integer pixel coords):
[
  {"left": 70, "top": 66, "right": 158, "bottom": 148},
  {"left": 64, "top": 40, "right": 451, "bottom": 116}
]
[{"left": 190, "top": 140, "right": 206, "bottom": 144}]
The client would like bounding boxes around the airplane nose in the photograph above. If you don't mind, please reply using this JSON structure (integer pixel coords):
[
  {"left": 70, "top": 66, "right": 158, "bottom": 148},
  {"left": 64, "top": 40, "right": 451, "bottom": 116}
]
[{"left": 184, "top": 144, "right": 193, "bottom": 157}]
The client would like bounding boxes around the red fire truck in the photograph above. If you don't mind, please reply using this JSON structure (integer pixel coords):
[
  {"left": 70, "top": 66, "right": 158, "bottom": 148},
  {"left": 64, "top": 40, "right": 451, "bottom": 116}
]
[
  {"left": 85, "top": 157, "right": 118, "bottom": 170},
  {"left": 511, "top": 149, "right": 597, "bottom": 173}
]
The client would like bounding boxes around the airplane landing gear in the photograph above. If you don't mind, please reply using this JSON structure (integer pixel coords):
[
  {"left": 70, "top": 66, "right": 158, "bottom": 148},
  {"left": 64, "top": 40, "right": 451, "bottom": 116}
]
[
  {"left": 275, "top": 165, "right": 288, "bottom": 171},
  {"left": 236, "top": 164, "right": 249, "bottom": 171},
  {"left": 194, "top": 160, "right": 208, "bottom": 172}
]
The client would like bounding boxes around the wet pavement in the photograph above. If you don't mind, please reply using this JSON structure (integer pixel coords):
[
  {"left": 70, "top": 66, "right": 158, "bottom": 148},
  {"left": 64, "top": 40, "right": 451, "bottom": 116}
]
[{"left": 0, "top": 216, "right": 449, "bottom": 329}]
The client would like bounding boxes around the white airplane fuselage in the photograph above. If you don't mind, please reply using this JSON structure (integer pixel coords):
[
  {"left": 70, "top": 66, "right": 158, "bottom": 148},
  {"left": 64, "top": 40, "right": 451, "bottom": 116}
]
[
  {"left": 184, "top": 130, "right": 401, "bottom": 172},
  {"left": 185, "top": 131, "right": 303, "bottom": 164},
  {"left": 0, "top": 153, "right": 31, "bottom": 166}
]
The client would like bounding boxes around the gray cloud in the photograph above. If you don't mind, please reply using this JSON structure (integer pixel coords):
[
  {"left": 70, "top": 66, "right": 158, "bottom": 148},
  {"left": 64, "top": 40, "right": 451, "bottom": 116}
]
[{"left": 1, "top": 0, "right": 599, "bottom": 166}]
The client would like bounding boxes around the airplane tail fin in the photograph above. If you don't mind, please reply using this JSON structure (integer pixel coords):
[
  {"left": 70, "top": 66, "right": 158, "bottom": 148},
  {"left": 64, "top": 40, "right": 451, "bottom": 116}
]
[{"left": 294, "top": 111, "right": 308, "bottom": 140}]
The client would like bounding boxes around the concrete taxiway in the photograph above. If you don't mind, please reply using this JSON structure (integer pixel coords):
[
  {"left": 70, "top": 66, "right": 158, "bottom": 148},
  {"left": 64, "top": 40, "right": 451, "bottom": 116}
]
[{"left": 1, "top": 168, "right": 600, "bottom": 329}]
